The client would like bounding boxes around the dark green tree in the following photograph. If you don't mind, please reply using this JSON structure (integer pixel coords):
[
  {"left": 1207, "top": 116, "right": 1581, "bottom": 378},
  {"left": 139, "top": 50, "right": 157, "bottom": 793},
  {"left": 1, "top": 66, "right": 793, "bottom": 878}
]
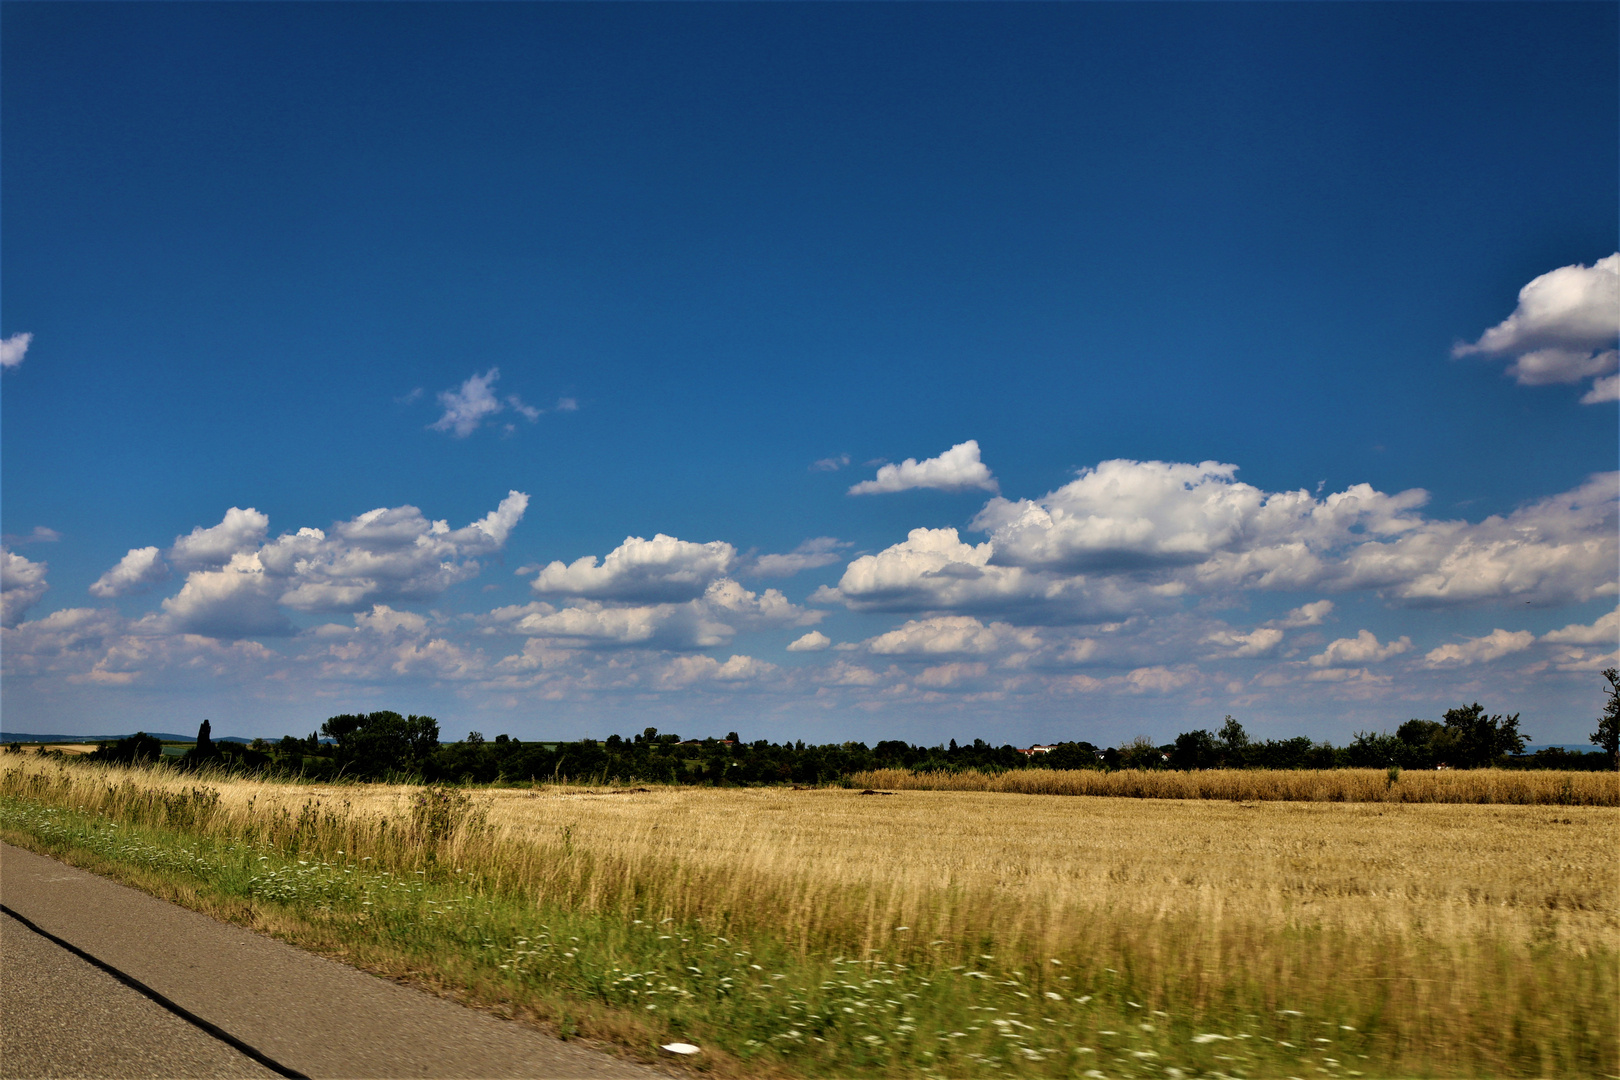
[
  {"left": 1399, "top": 718, "right": 1438, "bottom": 744},
  {"left": 1592, "top": 668, "right": 1619, "bottom": 768},
  {"left": 1117, "top": 735, "right": 1164, "bottom": 769},
  {"left": 1397, "top": 719, "right": 1442, "bottom": 746},
  {"left": 182, "top": 718, "right": 222, "bottom": 768},
  {"left": 91, "top": 731, "right": 163, "bottom": 765},
  {"left": 1217, "top": 715, "right": 1249, "bottom": 766},
  {"left": 1217, "top": 715, "right": 1248, "bottom": 751},
  {"left": 1346, "top": 730, "right": 1405, "bottom": 767},
  {"left": 1395, "top": 719, "right": 1443, "bottom": 766},
  {"left": 1439, "top": 703, "right": 1526, "bottom": 768},
  {"left": 1170, "top": 729, "right": 1218, "bottom": 769},
  {"left": 320, "top": 711, "right": 439, "bottom": 778},
  {"left": 1042, "top": 741, "right": 1101, "bottom": 770}
]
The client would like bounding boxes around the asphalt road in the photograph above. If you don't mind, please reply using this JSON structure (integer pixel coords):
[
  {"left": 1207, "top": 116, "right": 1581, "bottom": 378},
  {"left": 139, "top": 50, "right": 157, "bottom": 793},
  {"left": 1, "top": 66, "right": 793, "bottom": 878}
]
[
  {"left": 0, "top": 843, "right": 669, "bottom": 1079},
  {"left": 1, "top": 908, "right": 276, "bottom": 1079}
]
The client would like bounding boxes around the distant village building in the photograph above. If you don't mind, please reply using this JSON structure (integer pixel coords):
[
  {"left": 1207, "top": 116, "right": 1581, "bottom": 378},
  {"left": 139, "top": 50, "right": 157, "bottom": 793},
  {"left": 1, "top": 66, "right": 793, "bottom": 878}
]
[{"left": 1018, "top": 745, "right": 1056, "bottom": 757}]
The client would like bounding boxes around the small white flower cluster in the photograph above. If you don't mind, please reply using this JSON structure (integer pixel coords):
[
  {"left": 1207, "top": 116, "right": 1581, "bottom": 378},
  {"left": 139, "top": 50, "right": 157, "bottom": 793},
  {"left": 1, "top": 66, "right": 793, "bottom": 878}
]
[
  {"left": 248, "top": 858, "right": 358, "bottom": 906},
  {"left": 0, "top": 801, "right": 231, "bottom": 881}
]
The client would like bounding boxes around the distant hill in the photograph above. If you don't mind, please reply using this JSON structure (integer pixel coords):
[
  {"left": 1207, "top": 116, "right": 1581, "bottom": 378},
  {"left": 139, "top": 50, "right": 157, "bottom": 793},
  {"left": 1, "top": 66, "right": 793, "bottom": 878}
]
[{"left": 0, "top": 732, "right": 255, "bottom": 745}]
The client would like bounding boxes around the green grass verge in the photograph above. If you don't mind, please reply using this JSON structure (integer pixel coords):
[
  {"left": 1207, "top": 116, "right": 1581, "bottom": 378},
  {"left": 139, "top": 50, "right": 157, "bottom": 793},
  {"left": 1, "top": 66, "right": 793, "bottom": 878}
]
[{"left": 2, "top": 794, "right": 1614, "bottom": 1078}]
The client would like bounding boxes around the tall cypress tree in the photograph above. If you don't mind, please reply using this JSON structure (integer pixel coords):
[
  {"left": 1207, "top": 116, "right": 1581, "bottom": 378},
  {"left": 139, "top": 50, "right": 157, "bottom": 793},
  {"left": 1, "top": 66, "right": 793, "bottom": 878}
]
[{"left": 181, "top": 718, "right": 221, "bottom": 768}]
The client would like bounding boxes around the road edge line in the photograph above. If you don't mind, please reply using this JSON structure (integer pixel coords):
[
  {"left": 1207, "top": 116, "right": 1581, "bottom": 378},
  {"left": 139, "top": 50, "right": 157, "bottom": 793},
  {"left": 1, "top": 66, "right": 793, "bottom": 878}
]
[{"left": 0, "top": 902, "right": 310, "bottom": 1079}]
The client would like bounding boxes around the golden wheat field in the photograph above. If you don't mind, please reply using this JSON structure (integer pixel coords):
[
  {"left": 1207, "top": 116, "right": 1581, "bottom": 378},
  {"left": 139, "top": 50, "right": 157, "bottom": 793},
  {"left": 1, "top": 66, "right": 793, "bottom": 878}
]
[
  {"left": 4, "top": 757, "right": 1618, "bottom": 1075},
  {"left": 6, "top": 759, "right": 1615, "bottom": 955},
  {"left": 850, "top": 765, "right": 1620, "bottom": 805},
  {"left": 478, "top": 782, "right": 1620, "bottom": 954}
]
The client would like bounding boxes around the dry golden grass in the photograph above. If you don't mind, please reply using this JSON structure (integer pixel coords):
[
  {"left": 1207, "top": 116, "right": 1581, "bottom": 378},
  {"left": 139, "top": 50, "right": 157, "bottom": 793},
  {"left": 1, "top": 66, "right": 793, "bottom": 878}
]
[
  {"left": 5, "top": 758, "right": 1614, "bottom": 955},
  {"left": 4, "top": 757, "right": 1616, "bottom": 1076},
  {"left": 849, "top": 765, "right": 1620, "bottom": 805}
]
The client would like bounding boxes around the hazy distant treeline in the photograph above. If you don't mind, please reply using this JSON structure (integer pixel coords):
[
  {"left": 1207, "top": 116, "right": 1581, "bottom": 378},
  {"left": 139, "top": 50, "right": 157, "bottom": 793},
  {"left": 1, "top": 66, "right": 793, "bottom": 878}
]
[{"left": 47, "top": 702, "right": 1615, "bottom": 783}]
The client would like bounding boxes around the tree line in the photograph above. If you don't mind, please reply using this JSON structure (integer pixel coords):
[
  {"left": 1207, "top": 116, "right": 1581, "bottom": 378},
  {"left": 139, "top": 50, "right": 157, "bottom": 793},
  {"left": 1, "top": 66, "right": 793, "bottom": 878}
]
[{"left": 69, "top": 668, "right": 1620, "bottom": 782}]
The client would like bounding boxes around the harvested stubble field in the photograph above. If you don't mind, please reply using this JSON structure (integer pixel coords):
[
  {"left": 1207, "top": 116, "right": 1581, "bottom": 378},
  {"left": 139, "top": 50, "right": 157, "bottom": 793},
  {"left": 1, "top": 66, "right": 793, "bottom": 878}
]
[
  {"left": 1, "top": 757, "right": 1615, "bottom": 1079},
  {"left": 848, "top": 765, "right": 1619, "bottom": 805}
]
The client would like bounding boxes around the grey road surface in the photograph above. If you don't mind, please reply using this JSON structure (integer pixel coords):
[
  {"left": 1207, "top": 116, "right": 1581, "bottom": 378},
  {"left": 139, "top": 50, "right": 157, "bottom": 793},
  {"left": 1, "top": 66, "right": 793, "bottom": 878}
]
[
  {"left": 0, "top": 843, "right": 669, "bottom": 1079},
  {"left": 2, "top": 908, "right": 277, "bottom": 1078}
]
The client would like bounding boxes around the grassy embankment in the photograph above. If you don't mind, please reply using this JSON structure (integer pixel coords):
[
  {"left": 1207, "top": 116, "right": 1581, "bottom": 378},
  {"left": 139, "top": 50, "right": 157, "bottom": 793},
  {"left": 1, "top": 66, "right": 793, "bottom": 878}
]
[{"left": 2, "top": 757, "right": 1616, "bottom": 1078}]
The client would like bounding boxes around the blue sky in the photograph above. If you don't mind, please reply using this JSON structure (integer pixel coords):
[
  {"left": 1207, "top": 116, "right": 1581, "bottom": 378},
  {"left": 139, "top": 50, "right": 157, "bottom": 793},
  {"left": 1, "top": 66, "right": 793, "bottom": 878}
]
[{"left": 3, "top": 3, "right": 1616, "bottom": 745}]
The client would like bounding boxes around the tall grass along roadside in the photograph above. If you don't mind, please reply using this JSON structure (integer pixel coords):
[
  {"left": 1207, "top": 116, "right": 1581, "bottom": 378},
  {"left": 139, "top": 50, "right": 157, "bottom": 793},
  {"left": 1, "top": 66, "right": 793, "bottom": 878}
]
[
  {"left": 2, "top": 757, "right": 1615, "bottom": 1078},
  {"left": 849, "top": 766, "right": 1620, "bottom": 805}
]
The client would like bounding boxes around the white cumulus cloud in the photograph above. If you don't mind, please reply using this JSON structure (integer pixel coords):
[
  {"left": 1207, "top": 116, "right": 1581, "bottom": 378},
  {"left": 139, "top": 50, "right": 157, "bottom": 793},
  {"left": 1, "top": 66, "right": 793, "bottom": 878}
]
[
  {"left": 1457, "top": 254, "right": 1620, "bottom": 357},
  {"left": 3, "top": 526, "right": 61, "bottom": 546},
  {"left": 1124, "top": 665, "right": 1198, "bottom": 694},
  {"left": 787, "top": 630, "right": 832, "bottom": 652},
  {"left": 1504, "top": 347, "right": 1618, "bottom": 387},
  {"left": 0, "top": 332, "right": 33, "bottom": 369},
  {"left": 161, "top": 553, "right": 292, "bottom": 638},
  {"left": 490, "top": 576, "right": 814, "bottom": 652},
  {"left": 866, "top": 615, "right": 1041, "bottom": 656},
  {"left": 353, "top": 604, "right": 430, "bottom": 638},
  {"left": 1539, "top": 610, "right": 1620, "bottom": 674},
  {"left": 431, "top": 369, "right": 503, "bottom": 436},
  {"left": 1, "top": 550, "right": 49, "bottom": 627},
  {"left": 1304, "top": 666, "right": 1392, "bottom": 686},
  {"left": 532, "top": 534, "right": 737, "bottom": 603},
  {"left": 976, "top": 459, "right": 1428, "bottom": 575},
  {"left": 150, "top": 492, "right": 529, "bottom": 637},
  {"left": 848, "top": 440, "right": 998, "bottom": 496},
  {"left": 1, "top": 607, "right": 125, "bottom": 677},
  {"left": 1309, "top": 630, "right": 1411, "bottom": 667},
  {"left": 1541, "top": 608, "right": 1619, "bottom": 647},
  {"left": 1275, "top": 600, "right": 1334, "bottom": 627},
  {"left": 915, "top": 661, "right": 989, "bottom": 688},
  {"left": 169, "top": 507, "right": 270, "bottom": 569},
  {"left": 701, "top": 578, "right": 820, "bottom": 627},
  {"left": 821, "top": 526, "right": 1155, "bottom": 621},
  {"left": 1454, "top": 254, "right": 1620, "bottom": 404},
  {"left": 1203, "top": 626, "right": 1285, "bottom": 658},
  {"left": 747, "top": 537, "right": 851, "bottom": 578},
  {"left": 304, "top": 607, "right": 483, "bottom": 683},
  {"left": 429, "top": 368, "right": 543, "bottom": 437},
  {"left": 658, "top": 654, "right": 776, "bottom": 689},
  {"left": 1580, "top": 373, "right": 1620, "bottom": 404},
  {"left": 1, "top": 606, "right": 276, "bottom": 687},
  {"left": 1344, "top": 473, "right": 1618, "bottom": 606},
  {"left": 967, "top": 461, "right": 1615, "bottom": 610},
  {"left": 89, "top": 547, "right": 170, "bottom": 598},
  {"left": 1424, "top": 628, "right": 1535, "bottom": 667},
  {"left": 489, "top": 601, "right": 713, "bottom": 647},
  {"left": 267, "top": 492, "right": 529, "bottom": 613},
  {"left": 817, "top": 660, "right": 891, "bottom": 687}
]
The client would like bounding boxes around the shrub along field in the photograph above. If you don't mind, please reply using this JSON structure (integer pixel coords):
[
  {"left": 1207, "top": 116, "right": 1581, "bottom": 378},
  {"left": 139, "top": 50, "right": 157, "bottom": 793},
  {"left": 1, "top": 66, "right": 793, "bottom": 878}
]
[{"left": 2, "top": 756, "right": 1615, "bottom": 1078}]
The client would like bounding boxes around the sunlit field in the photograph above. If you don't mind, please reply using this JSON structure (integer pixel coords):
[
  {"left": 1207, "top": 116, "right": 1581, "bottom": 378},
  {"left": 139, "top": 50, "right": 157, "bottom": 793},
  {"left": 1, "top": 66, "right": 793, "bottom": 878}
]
[
  {"left": 849, "top": 765, "right": 1620, "bottom": 805},
  {"left": 3, "top": 756, "right": 1616, "bottom": 1078}
]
